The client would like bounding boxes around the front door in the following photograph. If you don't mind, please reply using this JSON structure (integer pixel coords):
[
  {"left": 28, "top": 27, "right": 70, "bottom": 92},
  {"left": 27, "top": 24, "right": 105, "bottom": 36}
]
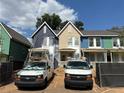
[
  {"left": 61, "top": 54, "right": 66, "bottom": 61},
  {"left": 107, "top": 53, "right": 111, "bottom": 62}
]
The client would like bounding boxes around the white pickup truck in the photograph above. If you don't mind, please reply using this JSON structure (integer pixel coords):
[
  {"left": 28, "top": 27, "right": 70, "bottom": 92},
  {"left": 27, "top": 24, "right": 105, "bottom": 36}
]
[
  {"left": 15, "top": 61, "right": 54, "bottom": 89},
  {"left": 64, "top": 60, "right": 93, "bottom": 89}
]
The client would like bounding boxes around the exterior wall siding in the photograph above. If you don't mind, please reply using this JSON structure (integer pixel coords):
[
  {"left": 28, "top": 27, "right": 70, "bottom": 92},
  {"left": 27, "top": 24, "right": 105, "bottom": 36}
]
[
  {"left": 102, "top": 37, "right": 112, "bottom": 48},
  {"left": 81, "top": 36, "right": 113, "bottom": 48},
  {"left": 9, "top": 40, "right": 29, "bottom": 62},
  {"left": 59, "top": 24, "right": 80, "bottom": 49},
  {"left": 0, "top": 25, "right": 10, "bottom": 55},
  {"left": 33, "top": 25, "right": 56, "bottom": 48},
  {"left": 81, "top": 37, "right": 88, "bottom": 48}
]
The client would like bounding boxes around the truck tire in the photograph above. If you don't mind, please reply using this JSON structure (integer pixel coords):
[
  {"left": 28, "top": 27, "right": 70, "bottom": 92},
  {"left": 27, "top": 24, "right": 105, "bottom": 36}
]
[
  {"left": 64, "top": 83, "right": 69, "bottom": 89},
  {"left": 43, "top": 78, "right": 48, "bottom": 88}
]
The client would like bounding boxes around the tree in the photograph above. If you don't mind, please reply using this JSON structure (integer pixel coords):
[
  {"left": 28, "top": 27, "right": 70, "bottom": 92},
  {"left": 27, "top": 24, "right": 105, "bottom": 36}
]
[
  {"left": 36, "top": 13, "right": 84, "bottom": 30},
  {"left": 74, "top": 21, "right": 84, "bottom": 30},
  {"left": 59, "top": 20, "right": 68, "bottom": 29},
  {"left": 36, "top": 13, "right": 62, "bottom": 30},
  {"left": 59, "top": 20, "right": 84, "bottom": 30}
]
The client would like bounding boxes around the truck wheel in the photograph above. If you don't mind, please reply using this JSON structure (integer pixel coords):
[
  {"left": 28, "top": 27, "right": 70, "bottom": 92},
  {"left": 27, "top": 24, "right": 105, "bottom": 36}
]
[
  {"left": 43, "top": 78, "right": 47, "bottom": 88},
  {"left": 64, "top": 84, "right": 69, "bottom": 89}
]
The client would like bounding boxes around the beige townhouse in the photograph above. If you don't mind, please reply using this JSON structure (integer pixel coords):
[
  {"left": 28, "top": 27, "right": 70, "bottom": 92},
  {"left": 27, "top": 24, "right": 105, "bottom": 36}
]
[{"left": 57, "top": 21, "right": 83, "bottom": 63}]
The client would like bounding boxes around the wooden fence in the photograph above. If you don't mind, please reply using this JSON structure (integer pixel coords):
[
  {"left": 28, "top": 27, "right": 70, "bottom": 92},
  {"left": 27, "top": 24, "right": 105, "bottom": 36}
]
[{"left": 0, "top": 62, "right": 13, "bottom": 85}]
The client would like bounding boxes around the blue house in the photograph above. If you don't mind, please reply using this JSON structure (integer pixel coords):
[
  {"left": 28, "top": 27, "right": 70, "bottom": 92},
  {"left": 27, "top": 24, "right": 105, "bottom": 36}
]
[{"left": 81, "top": 31, "right": 124, "bottom": 63}]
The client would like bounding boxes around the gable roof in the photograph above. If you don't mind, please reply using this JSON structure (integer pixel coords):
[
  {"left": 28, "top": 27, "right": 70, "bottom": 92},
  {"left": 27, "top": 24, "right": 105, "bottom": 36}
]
[
  {"left": 31, "top": 21, "right": 57, "bottom": 37},
  {"left": 57, "top": 21, "right": 83, "bottom": 36},
  {"left": 82, "top": 30, "right": 119, "bottom": 36},
  {"left": 0, "top": 23, "right": 31, "bottom": 47},
  {"left": 54, "top": 30, "right": 60, "bottom": 35}
]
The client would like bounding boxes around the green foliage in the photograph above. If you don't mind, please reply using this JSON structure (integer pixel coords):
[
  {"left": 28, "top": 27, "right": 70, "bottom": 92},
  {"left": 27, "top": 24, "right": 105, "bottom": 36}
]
[
  {"left": 59, "top": 20, "right": 84, "bottom": 30},
  {"left": 36, "top": 13, "right": 62, "bottom": 30},
  {"left": 59, "top": 21, "right": 68, "bottom": 29},
  {"left": 36, "top": 13, "right": 84, "bottom": 30},
  {"left": 74, "top": 21, "right": 84, "bottom": 30},
  {"left": 51, "top": 13, "right": 62, "bottom": 30}
]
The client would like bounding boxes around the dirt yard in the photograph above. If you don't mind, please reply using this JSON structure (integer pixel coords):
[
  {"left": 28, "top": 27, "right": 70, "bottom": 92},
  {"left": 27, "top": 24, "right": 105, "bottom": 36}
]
[{"left": 0, "top": 67, "right": 124, "bottom": 93}]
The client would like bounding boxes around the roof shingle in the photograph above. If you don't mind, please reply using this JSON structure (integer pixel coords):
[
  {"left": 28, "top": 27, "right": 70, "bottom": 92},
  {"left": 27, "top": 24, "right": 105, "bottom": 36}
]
[
  {"left": 1, "top": 23, "right": 31, "bottom": 47},
  {"left": 82, "top": 30, "right": 119, "bottom": 36}
]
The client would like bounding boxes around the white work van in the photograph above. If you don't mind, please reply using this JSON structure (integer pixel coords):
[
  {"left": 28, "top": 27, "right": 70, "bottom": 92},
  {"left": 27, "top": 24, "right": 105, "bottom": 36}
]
[
  {"left": 15, "top": 48, "right": 54, "bottom": 89},
  {"left": 64, "top": 60, "right": 93, "bottom": 89}
]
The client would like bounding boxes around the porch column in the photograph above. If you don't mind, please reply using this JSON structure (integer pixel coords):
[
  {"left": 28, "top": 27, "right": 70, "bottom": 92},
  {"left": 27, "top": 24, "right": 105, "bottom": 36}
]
[
  {"left": 95, "top": 53, "right": 97, "bottom": 62},
  {"left": 110, "top": 52, "right": 113, "bottom": 63},
  {"left": 58, "top": 51, "right": 61, "bottom": 66},
  {"left": 104, "top": 52, "right": 107, "bottom": 63},
  {"left": 83, "top": 51, "right": 85, "bottom": 57},
  {"left": 119, "top": 53, "right": 122, "bottom": 62}
]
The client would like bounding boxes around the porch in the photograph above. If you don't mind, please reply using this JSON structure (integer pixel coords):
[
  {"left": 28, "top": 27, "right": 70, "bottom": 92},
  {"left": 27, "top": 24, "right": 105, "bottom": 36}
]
[
  {"left": 59, "top": 48, "right": 75, "bottom": 61},
  {"left": 58, "top": 48, "right": 75, "bottom": 66},
  {"left": 81, "top": 48, "right": 124, "bottom": 63}
]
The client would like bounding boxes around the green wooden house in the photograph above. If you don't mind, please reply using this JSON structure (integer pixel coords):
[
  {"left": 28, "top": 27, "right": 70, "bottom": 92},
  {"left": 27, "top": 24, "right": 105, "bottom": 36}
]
[{"left": 0, "top": 23, "right": 31, "bottom": 69}]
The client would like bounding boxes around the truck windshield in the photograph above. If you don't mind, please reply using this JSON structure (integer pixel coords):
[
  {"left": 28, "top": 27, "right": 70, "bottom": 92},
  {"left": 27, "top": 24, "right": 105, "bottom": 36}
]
[
  {"left": 24, "top": 62, "right": 46, "bottom": 70},
  {"left": 66, "top": 61, "right": 90, "bottom": 69}
]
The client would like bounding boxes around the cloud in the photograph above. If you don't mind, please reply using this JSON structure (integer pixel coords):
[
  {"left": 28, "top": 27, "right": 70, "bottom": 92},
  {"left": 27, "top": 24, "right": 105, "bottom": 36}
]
[
  {"left": 0, "top": 0, "right": 78, "bottom": 36},
  {"left": 37, "top": 0, "right": 78, "bottom": 22}
]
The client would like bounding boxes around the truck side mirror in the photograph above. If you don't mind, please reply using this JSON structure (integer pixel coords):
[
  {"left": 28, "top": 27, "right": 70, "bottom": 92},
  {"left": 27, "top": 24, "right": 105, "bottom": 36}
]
[{"left": 90, "top": 65, "right": 93, "bottom": 69}]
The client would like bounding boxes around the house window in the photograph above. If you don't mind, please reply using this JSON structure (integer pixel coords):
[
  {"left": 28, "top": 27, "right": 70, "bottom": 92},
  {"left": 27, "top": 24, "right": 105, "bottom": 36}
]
[
  {"left": 75, "top": 37, "right": 79, "bottom": 45},
  {"left": 89, "top": 37, "right": 101, "bottom": 48},
  {"left": 68, "top": 37, "right": 73, "bottom": 47},
  {"left": 43, "top": 37, "right": 47, "bottom": 46},
  {"left": 96, "top": 37, "right": 101, "bottom": 47},
  {"left": 43, "top": 37, "right": 49, "bottom": 46},
  {"left": 120, "top": 38, "right": 124, "bottom": 47},
  {"left": 89, "top": 37, "right": 94, "bottom": 47},
  {"left": 49, "top": 37, "right": 54, "bottom": 46},
  {"left": 113, "top": 38, "right": 119, "bottom": 47},
  {"left": 47, "top": 37, "right": 49, "bottom": 46},
  {"left": 43, "top": 26, "right": 46, "bottom": 33}
]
